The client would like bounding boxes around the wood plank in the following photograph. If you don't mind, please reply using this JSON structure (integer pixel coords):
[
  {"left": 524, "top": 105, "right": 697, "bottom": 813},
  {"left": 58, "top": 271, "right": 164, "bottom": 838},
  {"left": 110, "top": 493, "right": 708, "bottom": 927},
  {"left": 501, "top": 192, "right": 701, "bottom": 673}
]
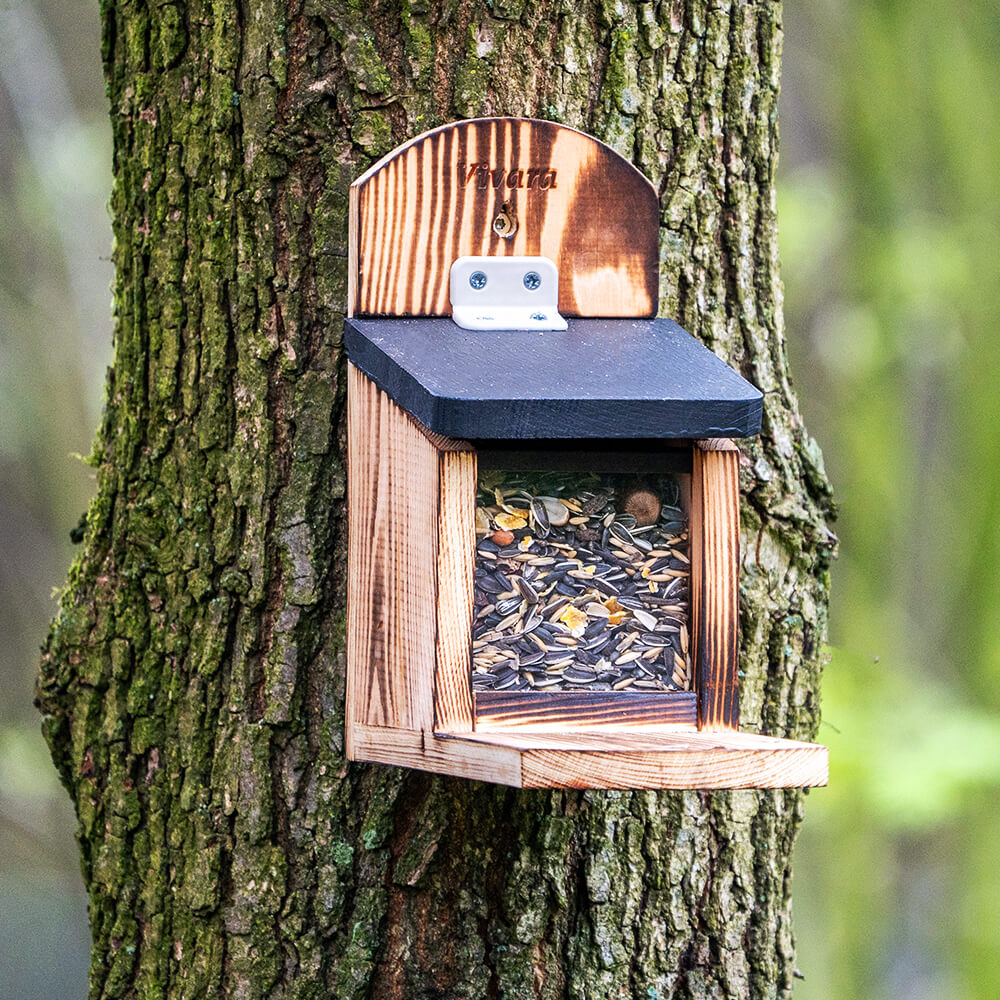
[
  {"left": 433, "top": 447, "right": 476, "bottom": 732},
  {"left": 453, "top": 728, "right": 827, "bottom": 790},
  {"left": 352, "top": 723, "right": 827, "bottom": 789},
  {"left": 351, "top": 118, "right": 659, "bottom": 318},
  {"left": 689, "top": 447, "right": 704, "bottom": 722},
  {"left": 691, "top": 443, "right": 741, "bottom": 731},
  {"left": 351, "top": 724, "right": 523, "bottom": 787},
  {"left": 347, "top": 365, "right": 443, "bottom": 736},
  {"left": 453, "top": 727, "right": 814, "bottom": 751},
  {"left": 519, "top": 744, "right": 826, "bottom": 789},
  {"left": 693, "top": 437, "right": 741, "bottom": 453},
  {"left": 347, "top": 182, "right": 360, "bottom": 317},
  {"left": 474, "top": 691, "right": 697, "bottom": 729}
]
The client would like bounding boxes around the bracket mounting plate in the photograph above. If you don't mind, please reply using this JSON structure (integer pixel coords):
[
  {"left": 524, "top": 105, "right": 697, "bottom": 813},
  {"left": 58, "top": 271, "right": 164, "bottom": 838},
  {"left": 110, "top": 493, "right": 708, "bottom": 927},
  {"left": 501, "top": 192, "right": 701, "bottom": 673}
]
[{"left": 449, "top": 255, "right": 567, "bottom": 331}]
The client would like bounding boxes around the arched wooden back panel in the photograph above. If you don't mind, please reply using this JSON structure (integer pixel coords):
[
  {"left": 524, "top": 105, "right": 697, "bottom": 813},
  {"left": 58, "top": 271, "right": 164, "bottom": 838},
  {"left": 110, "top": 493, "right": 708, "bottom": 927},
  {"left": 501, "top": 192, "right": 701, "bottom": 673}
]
[{"left": 348, "top": 118, "right": 659, "bottom": 318}]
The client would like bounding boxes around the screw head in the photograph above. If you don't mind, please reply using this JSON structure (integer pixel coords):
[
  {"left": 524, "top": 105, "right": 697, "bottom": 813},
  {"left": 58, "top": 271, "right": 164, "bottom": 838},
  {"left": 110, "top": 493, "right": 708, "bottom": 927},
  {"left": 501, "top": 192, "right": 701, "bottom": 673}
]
[
  {"left": 492, "top": 208, "right": 518, "bottom": 238},
  {"left": 523, "top": 271, "right": 541, "bottom": 290},
  {"left": 469, "top": 271, "right": 488, "bottom": 289}
]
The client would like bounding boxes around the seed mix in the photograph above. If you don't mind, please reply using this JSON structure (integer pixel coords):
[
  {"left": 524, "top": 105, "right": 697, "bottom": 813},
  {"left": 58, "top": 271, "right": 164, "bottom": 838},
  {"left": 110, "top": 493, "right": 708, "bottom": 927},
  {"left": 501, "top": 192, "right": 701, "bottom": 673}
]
[{"left": 472, "top": 470, "right": 691, "bottom": 694}]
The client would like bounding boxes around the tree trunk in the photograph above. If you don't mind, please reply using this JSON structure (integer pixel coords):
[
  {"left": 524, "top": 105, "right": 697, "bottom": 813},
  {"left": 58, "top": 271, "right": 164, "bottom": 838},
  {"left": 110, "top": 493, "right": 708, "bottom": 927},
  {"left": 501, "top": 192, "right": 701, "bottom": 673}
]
[{"left": 38, "top": 1, "right": 834, "bottom": 998}]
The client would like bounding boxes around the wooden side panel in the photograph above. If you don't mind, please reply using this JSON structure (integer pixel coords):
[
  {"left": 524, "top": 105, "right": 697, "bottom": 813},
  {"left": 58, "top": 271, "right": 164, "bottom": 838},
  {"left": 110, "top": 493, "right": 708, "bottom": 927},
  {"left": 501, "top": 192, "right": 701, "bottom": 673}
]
[
  {"left": 352, "top": 724, "right": 523, "bottom": 787},
  {"left": 692, "top": 442, "right": 741, "bottom": 730},
  {"left": 474, "top": 691, "right": 697, "bottom": 729},
  {"left": 352, "top": 118, "right": 659, "bottom": 318},
  {"left": 347, "top": 365, "right": 442, "bottom": 740},
  {"left": 433, "top": 448, "right": 476, "bottom": 732}
]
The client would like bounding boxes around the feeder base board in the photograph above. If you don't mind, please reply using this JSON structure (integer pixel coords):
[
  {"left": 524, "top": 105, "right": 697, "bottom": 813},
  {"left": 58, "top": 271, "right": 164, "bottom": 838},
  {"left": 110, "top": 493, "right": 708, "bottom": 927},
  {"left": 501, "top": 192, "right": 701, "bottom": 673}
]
[{"left": 348, "top": 723, "right": 828, "bottom": 790}]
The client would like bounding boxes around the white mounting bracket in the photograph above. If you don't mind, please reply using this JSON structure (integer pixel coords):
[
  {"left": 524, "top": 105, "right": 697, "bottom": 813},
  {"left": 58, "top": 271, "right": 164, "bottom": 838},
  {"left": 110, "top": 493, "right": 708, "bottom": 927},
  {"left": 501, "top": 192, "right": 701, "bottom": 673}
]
[{"left": 449, "top": 256, "right": 568, "bottom": 331}]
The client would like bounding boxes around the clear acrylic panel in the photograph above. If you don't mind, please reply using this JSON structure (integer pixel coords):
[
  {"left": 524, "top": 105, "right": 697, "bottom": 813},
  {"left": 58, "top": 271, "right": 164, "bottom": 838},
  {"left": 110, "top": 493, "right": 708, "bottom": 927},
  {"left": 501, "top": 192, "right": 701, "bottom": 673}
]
[{"left": 472, "top": 468, "right": 691, "bottom": 696}]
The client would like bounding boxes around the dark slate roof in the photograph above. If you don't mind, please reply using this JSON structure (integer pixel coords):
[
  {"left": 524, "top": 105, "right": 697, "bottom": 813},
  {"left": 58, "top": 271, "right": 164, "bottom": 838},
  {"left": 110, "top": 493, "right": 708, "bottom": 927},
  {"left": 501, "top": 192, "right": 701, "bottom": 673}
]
[{"left": 344, "top": 316, "right": 762, "bottom": 440}]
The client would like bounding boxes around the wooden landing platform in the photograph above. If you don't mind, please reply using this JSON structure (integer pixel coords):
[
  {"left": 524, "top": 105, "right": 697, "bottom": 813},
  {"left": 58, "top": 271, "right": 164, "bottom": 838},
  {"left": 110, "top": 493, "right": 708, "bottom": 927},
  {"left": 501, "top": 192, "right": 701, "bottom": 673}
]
[{"left": 349, "top": 724, "right": 829, "bottom": 790}]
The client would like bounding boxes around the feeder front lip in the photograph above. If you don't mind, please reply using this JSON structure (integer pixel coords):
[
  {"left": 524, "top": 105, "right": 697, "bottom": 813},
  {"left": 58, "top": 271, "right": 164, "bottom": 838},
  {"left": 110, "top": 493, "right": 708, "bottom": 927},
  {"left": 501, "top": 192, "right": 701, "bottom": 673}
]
[{"left": 344, "top": 316, "right": 763, "bottom": 440}]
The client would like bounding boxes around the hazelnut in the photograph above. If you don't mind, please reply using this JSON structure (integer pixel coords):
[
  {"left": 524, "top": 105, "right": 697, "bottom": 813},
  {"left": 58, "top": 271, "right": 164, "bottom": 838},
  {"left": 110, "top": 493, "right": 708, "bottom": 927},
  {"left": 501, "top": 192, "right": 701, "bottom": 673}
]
[{"left": 622, "top": 488, "right": 661, "bottom": 527}]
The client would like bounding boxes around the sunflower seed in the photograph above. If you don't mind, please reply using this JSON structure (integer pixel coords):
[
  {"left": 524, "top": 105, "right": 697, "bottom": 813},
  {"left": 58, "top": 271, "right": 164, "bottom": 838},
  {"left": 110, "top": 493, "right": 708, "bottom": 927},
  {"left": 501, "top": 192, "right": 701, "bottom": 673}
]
[
  {"left": 472, "top": 470, "right": 691, "bottom": 693},
  {"left": 633, "top": 608, "right": 657, "bottom": 630}
]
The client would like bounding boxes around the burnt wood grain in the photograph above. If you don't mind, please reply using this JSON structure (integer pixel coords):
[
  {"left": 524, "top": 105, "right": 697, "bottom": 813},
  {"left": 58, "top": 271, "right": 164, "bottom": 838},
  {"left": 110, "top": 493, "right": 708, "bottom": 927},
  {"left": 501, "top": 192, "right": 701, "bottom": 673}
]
[
  {"left": 352, "top": 724, "right": 829, "bottom": 789},
  {"left": 344, "top": 316, "right": 763, "bottom": 440},
  {"left": 433, "top": 445, "right": 477, "bottom": 732},
  {"left": 474, "top": 691, "right": 697, "bottom": 728},
  {"left": 344, "top": 119, "right": 828, "bottom": 790},
  {"left": 691, "top": 440, "right": 741, "bottom": 730},
  {"left": 348, "top": 118, "right": 659, "bottom": 318},
  {"left": 346, "top": 365, "right": 476, "bottom": 741}
]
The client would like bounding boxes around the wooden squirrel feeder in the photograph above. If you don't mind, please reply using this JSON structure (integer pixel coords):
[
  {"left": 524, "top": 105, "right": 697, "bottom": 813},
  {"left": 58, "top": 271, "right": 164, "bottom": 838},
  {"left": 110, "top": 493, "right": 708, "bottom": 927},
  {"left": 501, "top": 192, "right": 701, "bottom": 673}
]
[{"left": 344, "top": 118, "right": 828, "bottom": 789}]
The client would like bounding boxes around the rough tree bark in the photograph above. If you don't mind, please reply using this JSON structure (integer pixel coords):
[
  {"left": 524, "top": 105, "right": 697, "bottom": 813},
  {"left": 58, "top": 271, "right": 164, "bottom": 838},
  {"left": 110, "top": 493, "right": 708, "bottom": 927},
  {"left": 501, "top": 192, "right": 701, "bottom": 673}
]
[{"left": 38, "top": 1, "right": 835, "bottom": 998}]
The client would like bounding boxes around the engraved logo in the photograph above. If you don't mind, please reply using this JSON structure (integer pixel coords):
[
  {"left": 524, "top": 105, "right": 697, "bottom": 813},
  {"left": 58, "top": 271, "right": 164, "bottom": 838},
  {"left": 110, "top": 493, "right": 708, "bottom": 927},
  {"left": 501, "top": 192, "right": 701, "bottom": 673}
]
[{"left": 459, "top": 162, "right": 558, "bottom": 190}]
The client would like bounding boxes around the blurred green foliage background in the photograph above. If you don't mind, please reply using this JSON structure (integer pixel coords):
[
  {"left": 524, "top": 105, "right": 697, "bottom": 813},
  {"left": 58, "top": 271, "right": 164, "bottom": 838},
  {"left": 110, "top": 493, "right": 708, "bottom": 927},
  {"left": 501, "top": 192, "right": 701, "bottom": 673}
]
[
  {"left": 782, "top": 2, "right": 1000, "bottom": 997},
  {"left": 1, "top": 1, "right": 107, "bottom": 995},
  {"left": 1, "top": 2, "right": 998, "bottom": 997}
]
